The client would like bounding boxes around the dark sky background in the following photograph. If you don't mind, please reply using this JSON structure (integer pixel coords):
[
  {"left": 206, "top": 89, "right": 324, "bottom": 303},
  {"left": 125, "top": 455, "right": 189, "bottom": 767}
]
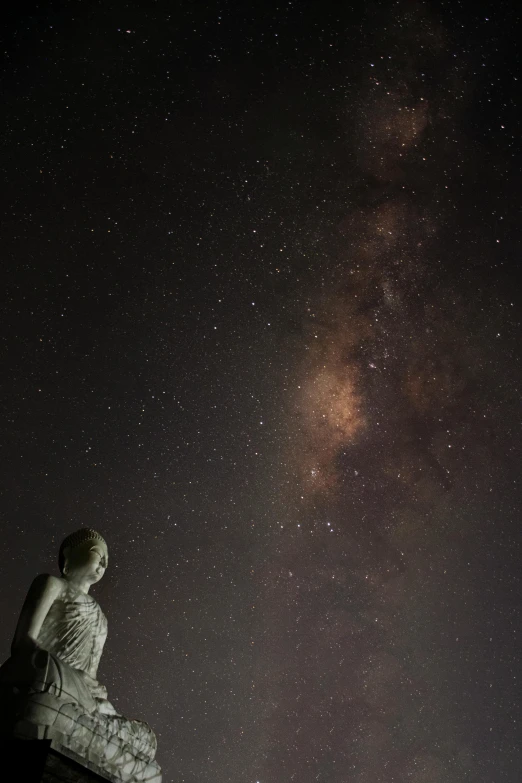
[{"left": 1, "top": 1, "right": 521, "bottom": 781}]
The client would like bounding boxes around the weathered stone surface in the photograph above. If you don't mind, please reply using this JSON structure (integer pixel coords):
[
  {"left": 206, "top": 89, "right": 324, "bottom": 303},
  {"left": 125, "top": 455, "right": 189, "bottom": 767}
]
[
  {"left": 44, "top": 741, "right": 114, "bottom": 782},
  {"left": 0, "top": 529, "right": 162, "bottom": 782}
]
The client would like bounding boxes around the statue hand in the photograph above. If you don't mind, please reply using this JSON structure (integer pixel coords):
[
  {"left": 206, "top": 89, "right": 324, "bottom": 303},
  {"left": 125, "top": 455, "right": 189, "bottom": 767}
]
[
  {"left": 77, "top": 670, "right": 108, "bottom": 700},
  {"left": 96, "top": 697, "right": 117, "bottom": 716},
  {"left": 90, "top": 682, "right": 109, "bottom": 700}
]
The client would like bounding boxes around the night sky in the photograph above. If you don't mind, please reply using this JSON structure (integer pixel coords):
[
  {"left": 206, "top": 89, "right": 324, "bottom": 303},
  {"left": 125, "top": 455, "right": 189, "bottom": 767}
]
[{"left": 1, "top": 2, "right": 521, "bottom": 781}]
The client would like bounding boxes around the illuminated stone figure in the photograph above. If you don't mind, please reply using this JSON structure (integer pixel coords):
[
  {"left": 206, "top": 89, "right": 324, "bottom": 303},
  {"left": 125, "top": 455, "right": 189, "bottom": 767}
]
[{"left": 0, "top": 529, "right": 162, "bottom": 782}]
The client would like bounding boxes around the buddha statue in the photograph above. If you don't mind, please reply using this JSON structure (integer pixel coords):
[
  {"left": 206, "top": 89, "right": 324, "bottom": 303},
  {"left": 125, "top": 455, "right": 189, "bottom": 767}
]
[{"left": 0, "top": 529, "right": 162, "bottom": 782}]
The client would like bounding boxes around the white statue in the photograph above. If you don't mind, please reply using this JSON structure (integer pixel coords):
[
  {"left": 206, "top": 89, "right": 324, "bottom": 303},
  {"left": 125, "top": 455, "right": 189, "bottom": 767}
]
[{"left": 0, "top": 529, "right": 162, "bottom": 782}]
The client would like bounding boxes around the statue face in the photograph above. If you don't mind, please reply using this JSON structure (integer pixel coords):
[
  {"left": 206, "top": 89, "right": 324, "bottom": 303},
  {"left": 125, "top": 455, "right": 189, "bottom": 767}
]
[{"left": 63, "top": 539, "right": 108, "bottom": 585}]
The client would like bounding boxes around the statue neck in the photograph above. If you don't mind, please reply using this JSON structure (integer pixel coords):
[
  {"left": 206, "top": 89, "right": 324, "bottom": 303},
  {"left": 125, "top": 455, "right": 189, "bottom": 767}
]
[{"left": 62, "top": 575, "right": 92, "bottom": 595}]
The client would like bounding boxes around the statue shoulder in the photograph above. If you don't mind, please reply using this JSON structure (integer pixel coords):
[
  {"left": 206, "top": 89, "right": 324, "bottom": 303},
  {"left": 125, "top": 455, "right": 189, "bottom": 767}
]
[
  {"left": 11, "top": 574, "right": 66, "bottom": 653},
  {"left": 29, "top": 573, "right": 65, "bottom": 600}
]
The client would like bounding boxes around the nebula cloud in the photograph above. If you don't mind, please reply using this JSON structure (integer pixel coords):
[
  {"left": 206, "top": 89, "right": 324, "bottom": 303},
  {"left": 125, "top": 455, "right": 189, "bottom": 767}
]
[
  {"left": 256, "top": 6, "right": 504, "bottom": 783},
  {"left": 287, "top": 8, "right": 457, "bottom": 502}
]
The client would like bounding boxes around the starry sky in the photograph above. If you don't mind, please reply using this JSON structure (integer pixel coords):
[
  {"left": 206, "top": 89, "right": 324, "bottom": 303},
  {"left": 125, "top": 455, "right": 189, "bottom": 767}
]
[{"left": 1, "top": 2, "right": 521, "bottom": 781}]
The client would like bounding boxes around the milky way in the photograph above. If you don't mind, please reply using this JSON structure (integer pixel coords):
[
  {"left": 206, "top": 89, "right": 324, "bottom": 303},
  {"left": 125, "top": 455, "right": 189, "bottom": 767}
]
[
  {"left": 288, "top": 8, "right": 457, "bottom": 503},
  {"left": 257, "top": 6, "right": 521, "bottom": 782}
]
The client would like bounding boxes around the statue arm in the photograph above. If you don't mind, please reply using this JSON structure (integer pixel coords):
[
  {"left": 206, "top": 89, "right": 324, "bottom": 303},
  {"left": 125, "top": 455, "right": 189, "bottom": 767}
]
[{"left": 11, "top": 574, "right": 63, "bottom": 655}]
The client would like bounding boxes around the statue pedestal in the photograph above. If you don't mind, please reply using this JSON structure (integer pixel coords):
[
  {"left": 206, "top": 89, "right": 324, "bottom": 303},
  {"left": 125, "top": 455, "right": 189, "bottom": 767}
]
[{"left": 2, "top": 738, "right": 115, "bottom": 782}]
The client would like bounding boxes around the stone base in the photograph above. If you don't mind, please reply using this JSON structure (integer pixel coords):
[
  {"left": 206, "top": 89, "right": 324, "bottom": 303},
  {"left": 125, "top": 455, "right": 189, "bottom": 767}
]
[{"left": 1, "top": 738, "right": 112, "bottom": 782}]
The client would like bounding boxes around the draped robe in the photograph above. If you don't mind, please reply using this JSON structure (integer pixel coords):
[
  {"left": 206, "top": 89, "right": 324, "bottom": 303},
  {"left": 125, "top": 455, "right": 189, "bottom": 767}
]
[{"left": 0, "top": 581, "right": 162, "bottom": 783}]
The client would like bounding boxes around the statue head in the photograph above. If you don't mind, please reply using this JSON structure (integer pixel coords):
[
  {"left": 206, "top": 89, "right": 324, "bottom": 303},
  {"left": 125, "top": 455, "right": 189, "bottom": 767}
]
[{"left": 59, "top": 529, "right": 108, "bottom": 586}]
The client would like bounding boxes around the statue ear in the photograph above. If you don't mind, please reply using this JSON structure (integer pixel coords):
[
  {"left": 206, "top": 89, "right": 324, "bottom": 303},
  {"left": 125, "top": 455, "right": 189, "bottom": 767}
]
[{"left": 61, "top": 545, "right": 72, "bottom": 576}]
